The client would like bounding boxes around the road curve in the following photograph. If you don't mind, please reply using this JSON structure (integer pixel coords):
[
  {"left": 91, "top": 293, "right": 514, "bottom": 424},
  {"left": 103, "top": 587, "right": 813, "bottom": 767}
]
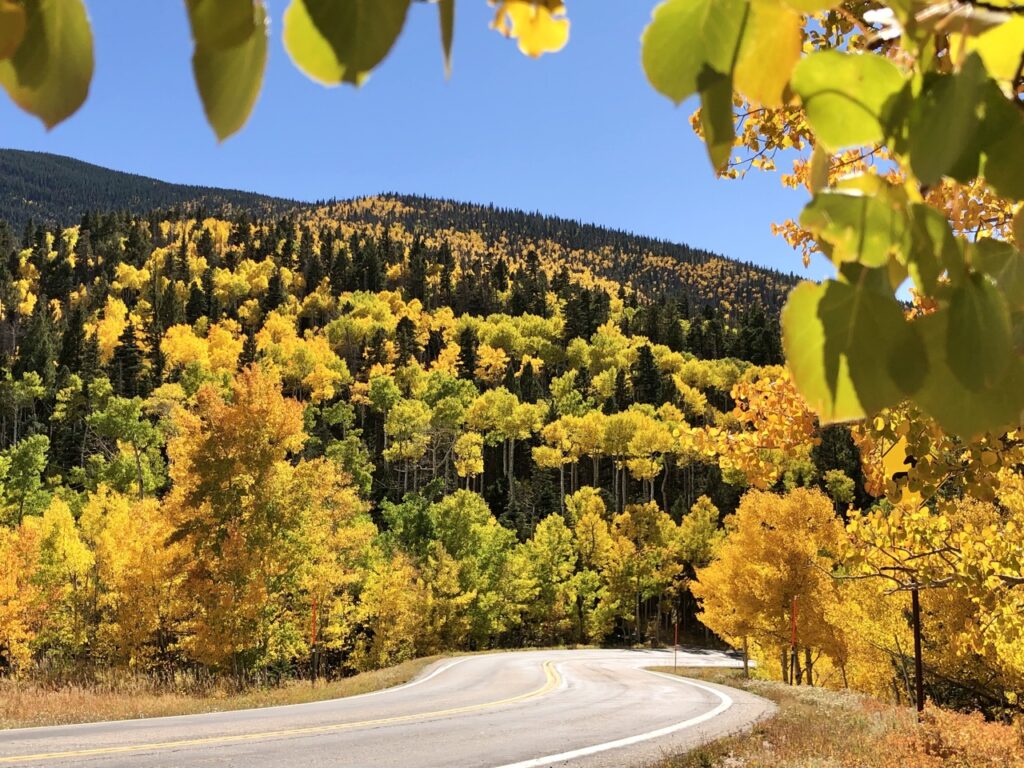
[{"left": 0, "top": 649, "right": 774, "bottom": 768}]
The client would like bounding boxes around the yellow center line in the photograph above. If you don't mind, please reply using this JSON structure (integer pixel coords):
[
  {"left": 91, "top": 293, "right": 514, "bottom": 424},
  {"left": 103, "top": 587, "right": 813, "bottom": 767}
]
[{"left": 0, "top": 662, "right": 560, "bottom": 765}]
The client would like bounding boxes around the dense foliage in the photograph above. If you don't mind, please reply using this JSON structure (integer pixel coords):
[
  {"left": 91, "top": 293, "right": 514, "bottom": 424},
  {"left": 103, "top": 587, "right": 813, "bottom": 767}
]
[
  {"left": 2, "top": 0, "right": 1024, "bottom": 725},
  {"left": 1, "top": 198, "right": 1022, "bottom": 722},
  {"left": 0, "top": 201, "right": 837, "bottom": 678},
  {"left": 0, "top": 152, "right": 799, "bottom": 321},
  {"left": 4, "top": 0, "right": 1020, "bottom": 438}
]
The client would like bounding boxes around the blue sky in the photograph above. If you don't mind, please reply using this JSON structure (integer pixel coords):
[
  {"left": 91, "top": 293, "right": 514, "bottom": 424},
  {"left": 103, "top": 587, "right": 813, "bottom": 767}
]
[{"left": 1, "top": 2, "right": 826, "bottom": 281}]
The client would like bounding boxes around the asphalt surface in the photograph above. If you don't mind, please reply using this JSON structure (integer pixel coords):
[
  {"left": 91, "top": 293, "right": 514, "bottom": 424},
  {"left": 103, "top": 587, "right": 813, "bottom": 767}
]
[{"left": 0, "top": 649, "right": 774, "bottom": 768}]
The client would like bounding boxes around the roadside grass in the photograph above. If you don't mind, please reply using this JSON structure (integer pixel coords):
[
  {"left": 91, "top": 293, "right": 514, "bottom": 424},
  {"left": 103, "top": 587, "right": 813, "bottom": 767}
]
[
  {"left": 0, "top": 656, "right": 440, "bottom": 730},
  {"left": 0, "top": 645, "right": 600, "bottom": 731},
  {"left": 652, "top": 667, "right": 1024, "bottom": 768}
]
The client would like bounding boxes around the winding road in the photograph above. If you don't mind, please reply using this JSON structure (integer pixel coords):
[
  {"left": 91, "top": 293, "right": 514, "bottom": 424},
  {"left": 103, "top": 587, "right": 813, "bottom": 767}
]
[{"left": 0, "top": 649, "right": 773, "bottom": 768}]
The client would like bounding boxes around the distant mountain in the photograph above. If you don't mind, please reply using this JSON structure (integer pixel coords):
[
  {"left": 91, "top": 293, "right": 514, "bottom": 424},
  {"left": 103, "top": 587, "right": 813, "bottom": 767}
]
[
  {"left": 0, "top": 149, "right": 798, "bottom": 316},
  {"left": 335, "top": 194, "right": 801, "bottom": 315},
  {"left": 0, "top": 149, "right": 296, "bottom": 227}
]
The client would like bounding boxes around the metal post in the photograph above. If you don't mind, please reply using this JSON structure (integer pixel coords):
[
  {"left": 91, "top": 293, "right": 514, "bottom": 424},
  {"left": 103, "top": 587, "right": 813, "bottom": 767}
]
[
  {"left": 310, "top": 594, "right": 319, "bottom": 684},
  {"left": 674, "top": 620, "right": 678, "bottom": 672}
]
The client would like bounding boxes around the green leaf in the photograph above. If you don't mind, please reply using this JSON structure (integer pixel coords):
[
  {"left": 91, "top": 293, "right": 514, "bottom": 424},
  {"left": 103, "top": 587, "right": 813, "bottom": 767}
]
[
  {"left": 779, "top": 0, "right": 839, "bottom": 12},
  {"left": 978, "top": 81, "right": 1024, "bottom": 201},
  {"left": 790, "top": 51, "right": 907, "bottom": 151},
  {"left": 699, "top": 67, "right": 734, "bottom": 172},
  {"left": 641, "top": 0, "right": 747, "bottom": 105},
  {"left": 439, "top": 0, "right": 454, "bottom": 77},
  {"left": 907, "top": 203, "right": 958, "bottom": 295},
  {"left": 913, "top": 309, "right": 1024, "bottom": 437},
  {"left": 947, "top": 272, "right": 1013, "bottom": 391},
  {"left": 809, "top": 144, "right": 829, "bottom": 193},
  {"left": 800, "top": 187, "right": 910, "bottom": 267},
  {"left": 907, "top": 54, "right": 986, "bottom": 186},
  {"left": 186, "top": 0, "right": 260, "bottom": 49},
  {"left": 1014, "top": 205, "right": 1024, "bottom": 246},
  {"left": 283, "top": 0, "right": 412, "bottom": 87},
  {"left": 191, "top": 1, "right": 268, "bottom": 142},
  {"left": 783, "top": 279, "right": 925, "bottom": 423},
  {"left": 0, "top": 0, "right": 93, "bottom": 129},
  {"left": 972, "top": 239, "right": 1024, "bottom": 312},
  {"left": 0, "top": 0, "right": 26, "bottom": 60}
]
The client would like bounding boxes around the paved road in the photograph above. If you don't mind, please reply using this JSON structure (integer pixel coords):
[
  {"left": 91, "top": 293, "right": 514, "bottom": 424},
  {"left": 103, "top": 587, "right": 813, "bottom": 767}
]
[{"left": 0, "top": 649, "right": 774, "bottom": 768}]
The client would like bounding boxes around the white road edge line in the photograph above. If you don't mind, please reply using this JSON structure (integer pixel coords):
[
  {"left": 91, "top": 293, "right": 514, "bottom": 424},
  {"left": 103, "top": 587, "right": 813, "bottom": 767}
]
[
  {"left": 489, "top": 668, "right": 733, "bottom": 768},
  {"left": 340, "top": 656, "right": 471, "bottom": 702},
  {"left": 0, "top": 657, "right": 472, "bottom": 735}
]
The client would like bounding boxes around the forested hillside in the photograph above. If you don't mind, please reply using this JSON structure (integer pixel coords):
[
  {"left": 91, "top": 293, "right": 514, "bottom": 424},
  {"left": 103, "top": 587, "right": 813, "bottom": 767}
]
[
  {"left": 0, "top": 150, "right": 293, "bottom": 228},
  {"left": 0, "top": 179, "right": 1022, "bottom": 722},
  {"left": 0, "top": 201, "right": 844, "bottom": 667},
  {"left": 0, "top": 152, "right": 798, "bottom": 319},
  {"left": 327, "top": 195, "right": 798, "bottom": 316}
]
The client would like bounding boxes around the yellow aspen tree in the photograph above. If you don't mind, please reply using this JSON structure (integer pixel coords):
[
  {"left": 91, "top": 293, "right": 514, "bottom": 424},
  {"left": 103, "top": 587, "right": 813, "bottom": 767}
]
[{"left": 694, "top": 488, "right": 845, "bottom": 684}]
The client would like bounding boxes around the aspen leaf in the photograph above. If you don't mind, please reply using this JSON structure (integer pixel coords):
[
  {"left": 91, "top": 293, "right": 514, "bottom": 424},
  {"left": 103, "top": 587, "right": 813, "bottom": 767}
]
[
  {"left": 186, "top": 0, "right": 261, "bottom": 50},
  {"left": 492, "top": 1, "right": 569, "bottom": 58},
  {"left": 190, "top": 0, "right": 268, "bottom": 141},
  {"left": 699, "top": 68, "right": 735, "bottom": 173},
  {"left": 800, "top": 188, "right": 910, "bottom": 267},
  {"left": 283, "top": 0, "right": 412, "bottom": 86},
  {"left": 791, "top": 51, "right": 907, "bottom": 151},
  {"left": 947, "top": 273, "right": 1013, "bottom": 392},
  {"left": 0, "top": 0, "right": 26, "bottom": 60},
  {"left": 439, "top": 0, "right": 455, "bottom": 75},
  {"left": 732, "top": 0, "right": 801, "bottom": 107},
  {"left": 913, "top": 309, "right": 1024, "bottom": 437},
  {"left": 782, "top": 280, "right": 925, "bottom": 423},
  {"left": 968, "top": 17, "right": 1024, "bottom": 83},
  {"left": 642, "top": 0, "right": 746, "bottom": 105},
  {"left": 0, "top": 0, "right": 93, "bottom": 129},
  {"left": 973, "top": 238, "right": 1024, "bottom": 311},
  {"left": 808, "top": 143, "right": 829, "bottom": 193},
  {"left": 907, "top": 203, "right": 957, "bottom": 296},
  {"left": 779, "top": 0, "right": 839, "bottom": 11},
  {"left": 978, "top": 82, "right": 1024, "bottom": 201},
  {"left": 907, "top": 54, "right": 986, "bottom": 186}
]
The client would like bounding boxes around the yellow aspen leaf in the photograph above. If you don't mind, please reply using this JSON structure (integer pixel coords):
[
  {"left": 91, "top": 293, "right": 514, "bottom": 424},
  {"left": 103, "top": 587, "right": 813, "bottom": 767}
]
[
  {"left": 966, "top": 17, "right": 1024, "bottom": 85},
  {"left": 0, "top": 0, "right": 26, "bottom": 60},
  {"left": 492, "top": 1, "right": 569, "bottom": 59},
  {"left": 733, "top": 0, "right": 801, "bottom": 107}
]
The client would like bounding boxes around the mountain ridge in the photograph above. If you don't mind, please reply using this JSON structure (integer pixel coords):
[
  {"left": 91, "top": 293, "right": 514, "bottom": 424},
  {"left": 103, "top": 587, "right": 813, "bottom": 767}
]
[
  {"left": 0, "top": 149, "right": 297, "bottom": 227},
  {"left": 0, "top": 149, "right": 799, "bottom": 315}
]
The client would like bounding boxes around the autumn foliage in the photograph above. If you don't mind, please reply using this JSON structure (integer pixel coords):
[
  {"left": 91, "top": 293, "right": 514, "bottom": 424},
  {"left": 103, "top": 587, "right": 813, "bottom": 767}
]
[{"left": 0, "top": 200, "right": 1019, "bottom": 731}]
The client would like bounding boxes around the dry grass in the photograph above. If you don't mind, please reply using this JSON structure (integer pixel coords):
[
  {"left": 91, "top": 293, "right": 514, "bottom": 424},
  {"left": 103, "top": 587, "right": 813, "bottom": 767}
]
[
  {"left": 0, "top": 656, "right": 440, "bottom": 730},
  {"left": 653, "top": 667, "right": 1024, "bottom": 768}
]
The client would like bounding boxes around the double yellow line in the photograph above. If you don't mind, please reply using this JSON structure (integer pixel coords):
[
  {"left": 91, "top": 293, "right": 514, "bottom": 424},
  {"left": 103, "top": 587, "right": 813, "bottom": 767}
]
[{"left": 0, "top": 661, "right": 561, "bottom": 764}]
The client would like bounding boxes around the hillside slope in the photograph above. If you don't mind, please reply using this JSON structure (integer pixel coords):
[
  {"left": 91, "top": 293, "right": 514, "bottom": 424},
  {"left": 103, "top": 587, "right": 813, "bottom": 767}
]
[
  {"left": 0, "top": 150, "right": 798, "bottom": 315},
  {"left": 0, "top": 150, "right": 294, "bottom": 227},
  {"left": 327, "top": 194, "right": 799, "bottom": 316}
]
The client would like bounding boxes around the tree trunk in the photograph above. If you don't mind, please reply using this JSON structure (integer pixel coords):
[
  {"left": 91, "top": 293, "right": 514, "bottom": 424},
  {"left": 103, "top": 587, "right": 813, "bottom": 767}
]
[
  {"left": 661, "top": 460, "right": 670, "bottom": 512},
  {"left": 912, "top": 586, "right": 925, "bottom": 714},
  {"left": 134, "top": 444, "right": 145, "bottom": 500},
  {"left": 508, "top": 439, "right": 516, "bottom": 505}
]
